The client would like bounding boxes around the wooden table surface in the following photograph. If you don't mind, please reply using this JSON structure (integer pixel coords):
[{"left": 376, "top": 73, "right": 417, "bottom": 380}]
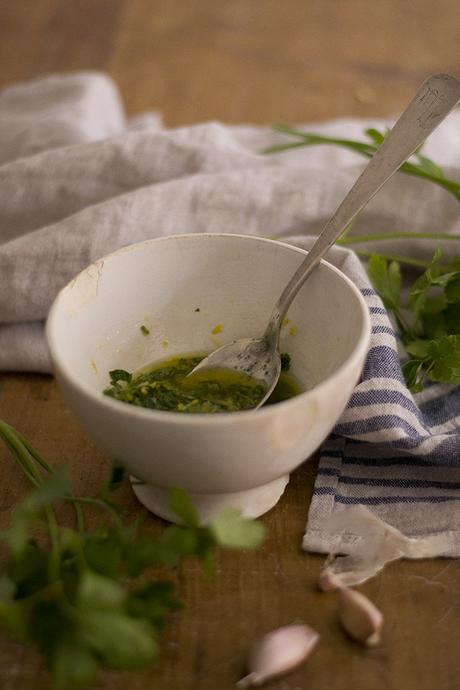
[{"left": 1, "top": 2, "right": 459, "bottom": 689}]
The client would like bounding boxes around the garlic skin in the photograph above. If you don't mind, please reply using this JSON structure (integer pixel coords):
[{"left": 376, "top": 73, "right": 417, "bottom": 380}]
[
  {"left": 236, "top": 623, "right": 319, "bottom": 688},
  {"left": 315, "top": 505, "right": 450, "bottom": 587},
  {"left": 338, "top": 587, "right": 383, "bottom": 647}
]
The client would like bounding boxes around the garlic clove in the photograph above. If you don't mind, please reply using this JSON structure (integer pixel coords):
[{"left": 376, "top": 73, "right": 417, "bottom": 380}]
[
  {"left": 236, "top": 623, "right": 319, "bottom": 687},
  {"left": 338, "top": 587, "right": 383, "bottom": 647}
]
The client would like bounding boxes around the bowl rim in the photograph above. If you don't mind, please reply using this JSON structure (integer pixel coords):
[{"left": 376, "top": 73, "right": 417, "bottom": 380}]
[{"left": 46, "top": 233, "right": 371, "bottom": 426}]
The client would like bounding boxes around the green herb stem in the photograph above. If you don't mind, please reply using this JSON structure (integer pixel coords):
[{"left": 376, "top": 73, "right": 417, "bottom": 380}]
[
  {"left": 339, "top": 232, "right": 460, "bottom": 245},
  {"left": 2, "top": 438, "right": 40, "bottom": 486},
  {"left": 0, "top": 420, "right": 62, "bottom": 578},
  {"left": 353, "top": 249, "right": 431, "bottom": 269},
  {"left": 394, "top": 310, "right": 415, "bottom": 341},
  {"left": 0, "top": 421, "right": 42, "bottom": 487},
  {"left": 45, "top": 505, "right": 61, "bottom": 581},
  {"left": 266, "top": 125, "right": 377, "bottom": 157},
  {"left": 264, "top": 125, "right": 460, "bottom": 202},
  {"left": 398, "top": 161, "right": 460, "bottom": 201},
  {"left": 0, "top": 420, "right": 88, "bottom": 532},
  {"left": 75, "top": 502, "right": 86, "bottom": 533},
  {"left": 15, "top": 430, "right": 55, "bottom": 475},
  {"left": 63, "top": 496, "right": 122, "bottom": 527}
]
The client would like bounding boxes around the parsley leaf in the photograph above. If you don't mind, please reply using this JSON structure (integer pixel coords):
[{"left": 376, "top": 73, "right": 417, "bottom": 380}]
[
  {"left": 368, "top": 251, "right": 460, "bottom": 392},
  {"left": 170, "top": 487, "right": 199, "bottom": 527},
  {"left": 210, "top": 507, "right": 266, "bottom": 549},
  {"left": 427, "top": 335, "right": 460, "bottom": 384},
  {"left": 367, "top": 254, "right": 401, "bottom": 311},
  {"left": 445, "top": 276, "right": 460, "bottom": 303}
]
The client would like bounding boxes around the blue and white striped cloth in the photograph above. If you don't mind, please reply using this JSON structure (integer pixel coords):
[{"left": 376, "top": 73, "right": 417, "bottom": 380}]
[{"left": 301, "top": 241, "right": 460, "bottom": 557}]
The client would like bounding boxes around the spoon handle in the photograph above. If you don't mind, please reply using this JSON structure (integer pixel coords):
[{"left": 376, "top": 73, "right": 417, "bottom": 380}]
[{"left": 266, "top": 73, "right": 460, "bottom": 343}]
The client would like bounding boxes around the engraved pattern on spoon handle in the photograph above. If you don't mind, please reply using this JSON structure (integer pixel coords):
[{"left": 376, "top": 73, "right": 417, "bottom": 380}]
[{"left": 266, "top": 73, "right": 460, "bottom": 344}]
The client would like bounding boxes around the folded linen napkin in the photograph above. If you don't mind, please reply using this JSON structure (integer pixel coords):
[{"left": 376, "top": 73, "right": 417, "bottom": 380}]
[{"left": 1, "top": 72, "right": 459, "bottom": 555}]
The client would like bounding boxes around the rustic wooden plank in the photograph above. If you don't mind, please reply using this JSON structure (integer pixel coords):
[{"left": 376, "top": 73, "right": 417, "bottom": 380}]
[
  {"left": 0, "top": 0, "right": 124, "bottom": 91},
  {"left": 108, "top": 0, "right": 460, "bottom": 124},
  {"left": 0, "top": 0, "right": 57, "bottom": 89}
]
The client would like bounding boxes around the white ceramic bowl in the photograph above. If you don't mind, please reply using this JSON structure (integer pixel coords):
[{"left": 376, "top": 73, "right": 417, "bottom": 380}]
[{"left": 46, "top": 234, "right": 371, "bottom": 522}]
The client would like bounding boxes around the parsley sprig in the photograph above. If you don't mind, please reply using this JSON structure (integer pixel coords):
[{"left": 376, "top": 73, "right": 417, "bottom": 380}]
[
  {"left": 0, "top": 419, "right": 265, "bottom": 688},
  {"left": 367, "top": 251, "right": 460, "bottom": 392}
]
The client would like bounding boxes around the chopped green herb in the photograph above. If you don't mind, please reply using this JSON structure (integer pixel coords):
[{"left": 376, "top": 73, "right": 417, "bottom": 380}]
[
  {"left": 280, "top": 352, "right": 291, "bottom": 371},
  {"left": 140, "top": 325, "right": 150, "bottom": 336},
  {"left": 104, "top": 353, "right": 302, "bottom": 413},
  {"left": 109, "top": 369, "right": 132, "bottom": 385}
]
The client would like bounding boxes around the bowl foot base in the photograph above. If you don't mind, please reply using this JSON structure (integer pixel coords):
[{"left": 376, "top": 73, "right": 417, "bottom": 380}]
[{"left": 130, "top": 475, "right": 290, "bottom": 524}]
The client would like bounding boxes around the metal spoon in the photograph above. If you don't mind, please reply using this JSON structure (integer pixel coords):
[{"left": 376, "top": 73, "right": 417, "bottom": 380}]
[{"left": 188, "top": 73, "right": 460, "bottom": 407}]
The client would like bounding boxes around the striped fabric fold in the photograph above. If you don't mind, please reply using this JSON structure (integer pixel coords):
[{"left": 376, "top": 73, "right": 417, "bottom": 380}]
[{"left": 300, "top": 244, "right": 460, "bottom": 557}]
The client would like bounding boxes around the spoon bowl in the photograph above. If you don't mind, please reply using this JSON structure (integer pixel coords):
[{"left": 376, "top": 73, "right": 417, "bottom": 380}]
[{"left": 185, "top": 336, "right": 281, "bottom": 407}]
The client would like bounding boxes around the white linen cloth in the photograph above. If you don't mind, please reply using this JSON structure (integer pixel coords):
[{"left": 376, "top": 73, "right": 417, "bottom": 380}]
[{"left": 1, "top": 72, "right": 459, "bottom": 555}]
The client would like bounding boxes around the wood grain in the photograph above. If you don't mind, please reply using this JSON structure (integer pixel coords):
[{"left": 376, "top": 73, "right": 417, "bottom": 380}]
[{"left": 0, "top": 2, "right": 459, "bottom": 688}]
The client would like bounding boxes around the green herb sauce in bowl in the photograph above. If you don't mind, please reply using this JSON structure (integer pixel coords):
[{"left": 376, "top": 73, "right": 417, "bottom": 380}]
[{"left": 104, "top": 352, "right": 302, "bottom": 413}]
